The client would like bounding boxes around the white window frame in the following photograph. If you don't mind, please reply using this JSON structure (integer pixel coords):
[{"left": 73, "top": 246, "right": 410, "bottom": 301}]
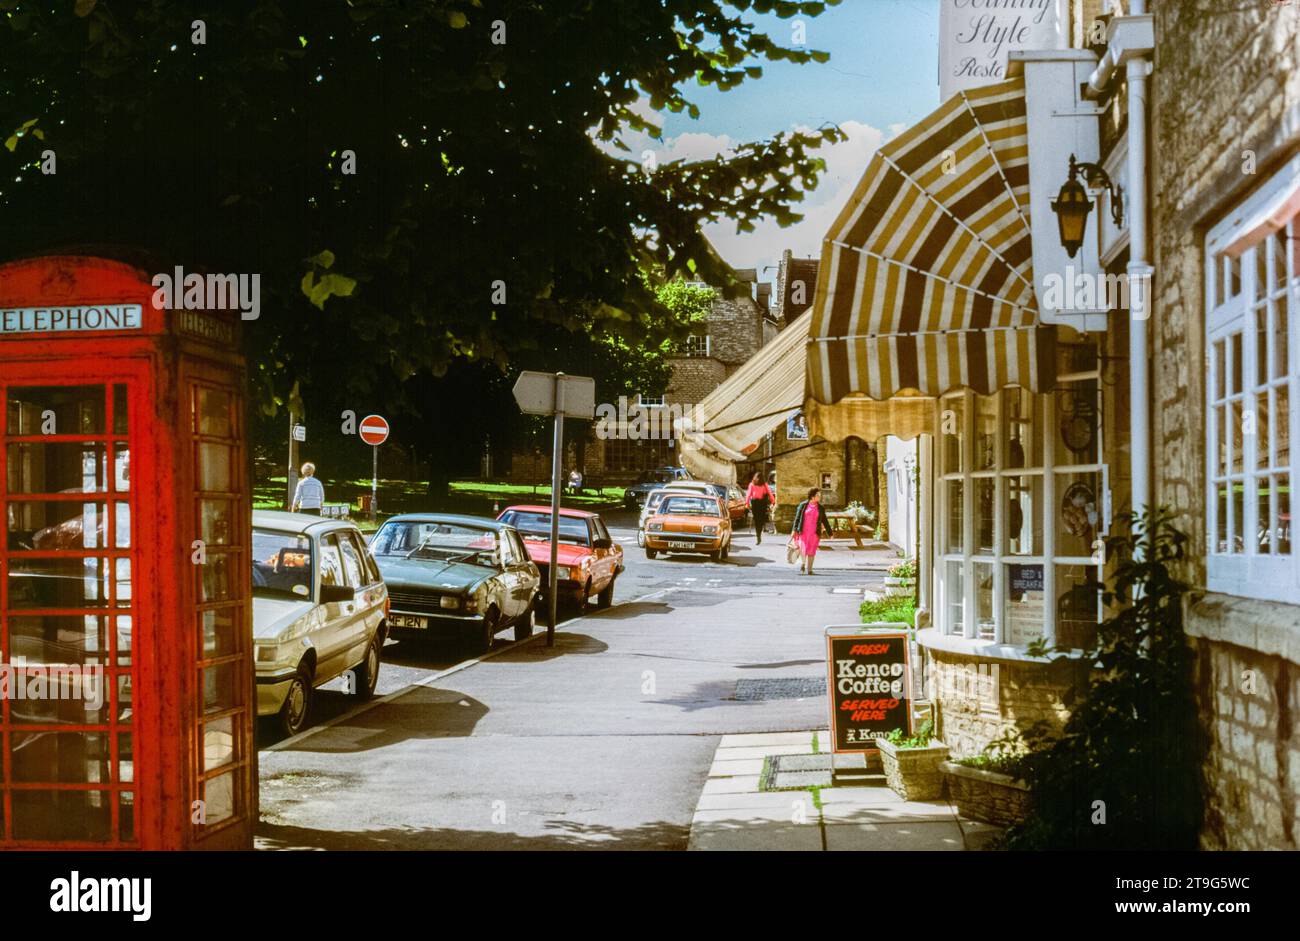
[
  {"left": 683, "top": 334, "right": 711, "bottom": 358},
  {"left": 1204, "top": 156, "right": 1300, "bottom": 603},
  {"left": 934, "top": 372, "right": 1107, "bottom": 648},
  {"left": 637, "top": 393, "right": 665, "bottom": 408}
]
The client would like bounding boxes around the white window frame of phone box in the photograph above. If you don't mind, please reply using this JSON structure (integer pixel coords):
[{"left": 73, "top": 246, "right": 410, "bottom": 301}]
[
  {"left": 934, "top": 352, "right": 1108, "bottom": 648},
  {"left": 1204, "top": 154, "right": 1300, "bottom": 604}
]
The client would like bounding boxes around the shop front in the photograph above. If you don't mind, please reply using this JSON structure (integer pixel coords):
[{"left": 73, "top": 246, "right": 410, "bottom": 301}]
[
  {"left": 805, "top": 71, "right": 1129, "bottom": 757},
  {"left": 0, "top": 255, "right": 254, "bottom": 848}
]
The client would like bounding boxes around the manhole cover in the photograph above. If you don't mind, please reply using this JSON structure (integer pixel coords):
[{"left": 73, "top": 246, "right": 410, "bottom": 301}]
[
  {"left": 734, "top": 677, "right": 826, "bottom": 701},
  {"left": 761, "top": 753, "right": 833, "bottom": 791}
]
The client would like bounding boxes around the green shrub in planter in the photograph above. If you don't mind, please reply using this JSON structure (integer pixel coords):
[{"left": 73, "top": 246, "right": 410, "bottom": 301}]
[
  {"left": 859, "top": 596, "right": 915, "bottom": 626},
  {"left": 876, "top": 719, "right": 948, "bottom": 801}
]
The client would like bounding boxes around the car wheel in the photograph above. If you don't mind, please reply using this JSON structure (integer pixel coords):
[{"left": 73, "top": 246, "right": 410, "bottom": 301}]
[
  {"left": 474, "top": 608, "right": 499, "bottom": 654},
  {"left": 597, "top": 576, "right": 615, "bottom": 609},
  {"left": 636, "top": 530, "right": 645, "bottom": 548},
  {"left": 709, "top": 548, "right": 722, "bottom": 563},
  {"left": 278, "top": 665, "right": 313, "bottom": 738},
  {"left": 347, "top": 634, "right": 381, "bottom": 700},
  {"left": 646, "top": 548, "right": 658, "bottom": 560},
  {"left": 514, "top": 601, "right": 535, "bottom": 642},
  {"left": 580, "top": 579, "right": 593, "bottom": 613},
  {"left": 720, "top": 541, "right": 730, "bottom": 562}
]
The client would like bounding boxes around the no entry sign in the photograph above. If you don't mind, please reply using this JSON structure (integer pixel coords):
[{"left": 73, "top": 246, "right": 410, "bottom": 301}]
[
  {"left": 359, "top": 414, "right": 389, "bottom": 446},
  {"left": 825, "top": 625, "right": 914, "bottom": 753}
]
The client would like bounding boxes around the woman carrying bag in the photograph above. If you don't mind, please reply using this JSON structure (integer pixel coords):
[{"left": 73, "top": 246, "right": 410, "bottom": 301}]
[
  {"left": 745, "top": 471, "right": 774, "bottom": 545},
  {"left": 791, "top": 487, "right": 834, "bottom": 575}
]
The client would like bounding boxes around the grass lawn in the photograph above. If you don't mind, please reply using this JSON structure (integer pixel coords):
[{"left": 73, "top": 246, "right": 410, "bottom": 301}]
[{"left": 255, "top": 476, "right": 625, "bottom": 532}]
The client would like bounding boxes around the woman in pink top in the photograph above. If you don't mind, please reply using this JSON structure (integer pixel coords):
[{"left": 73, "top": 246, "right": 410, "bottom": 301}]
[
  {"left": 792, "top": 487, "right": 834, "bottom": 575},
  {"left": 745, "top": 471, "right": 774, "bottom": 544}
]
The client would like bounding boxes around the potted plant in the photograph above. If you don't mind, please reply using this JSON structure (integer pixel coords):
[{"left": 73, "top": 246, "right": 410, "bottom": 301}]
[
  {"left": 876, "top": 719, "right": 948, "bottom": 801},
  {"left": 940, "top": 752, "right": 1033, "bottom": 827},
  {"left": 883, "top": 558, "right": 916, "bottom": 597}
]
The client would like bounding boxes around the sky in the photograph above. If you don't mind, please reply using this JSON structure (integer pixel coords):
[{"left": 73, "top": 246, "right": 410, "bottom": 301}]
[{"left": 630, "top": 0, "right": 942, "bottom": 284}]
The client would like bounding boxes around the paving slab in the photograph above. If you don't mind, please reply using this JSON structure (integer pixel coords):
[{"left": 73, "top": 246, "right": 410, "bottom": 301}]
[
  {"left": 700, "top": 775, "right": 762, "bottom": 795},
  {"left": 823, "top": 821, "right": 965, "bottom": 851},
  {"left": 713, "top": 744, "right": 816, "bottom": 761},
  {"left": 820, "top": 798, "right": 955, "bottom": 824},
  {"left": 695, "top": 791, "right": 818, "bottom": 812},
  {"left": 692, "top": 803, "right": 817, "bottom": 825},
  {"left": 719, "top": 731, "right": 822, "bottom": 748},
  {"left": 689, "top": 820, "right": 824, "bottom": 852},
  {"left": 707, "top": 757, "right": 767, "bottom": 777},
  {"left": 816, "top": 784, "right": 906, "bottom": 804}
]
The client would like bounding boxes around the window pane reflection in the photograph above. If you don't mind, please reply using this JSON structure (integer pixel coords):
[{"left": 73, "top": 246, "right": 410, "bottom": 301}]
[
  {"left": 6, "top": 443, "right": 108, "bottom": 494},
  {"left": 6, "top": 385, "right": 104, "bottom": 435}
]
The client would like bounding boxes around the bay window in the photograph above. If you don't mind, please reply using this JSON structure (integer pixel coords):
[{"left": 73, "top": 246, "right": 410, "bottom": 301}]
[
  {"left": 1205, "top": 157, "right": 1300, "bottom": 603},
  {"left": 935, "top": 345, "right": 1107, "bottom": 649}
]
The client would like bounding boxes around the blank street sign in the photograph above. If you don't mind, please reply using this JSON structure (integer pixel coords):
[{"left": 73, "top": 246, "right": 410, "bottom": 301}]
[{"left": 512, "top": 371, "right": 595, "bottom": 419}]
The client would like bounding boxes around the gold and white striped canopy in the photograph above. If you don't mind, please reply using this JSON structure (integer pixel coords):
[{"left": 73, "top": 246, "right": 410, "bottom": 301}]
[{"left": 807, "top": 77, "right": 1056, "bottom": 405}]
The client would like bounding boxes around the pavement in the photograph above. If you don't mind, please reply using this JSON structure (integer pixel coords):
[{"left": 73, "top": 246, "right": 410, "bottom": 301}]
[
  {"left": 687, "top": 730, "right": 1003, "bottom": 851},
  {"left": 255, "top": 519, "right": 922, "bottom": 850}
]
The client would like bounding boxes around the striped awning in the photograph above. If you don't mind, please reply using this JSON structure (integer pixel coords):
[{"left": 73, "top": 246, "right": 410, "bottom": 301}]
[
  {"left": 807, "top": 77, "right": 1056, "bottom": 405},
  {"left": 676, "top": 309, "right": 810, "bottom": 484}
]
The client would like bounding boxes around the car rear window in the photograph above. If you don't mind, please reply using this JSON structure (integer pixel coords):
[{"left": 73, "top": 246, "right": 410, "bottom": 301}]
[
  {"left": 497, "top": 510, "right": 589, "bottom": 545},
  {"left": 660, "top": 496, "right": 721, "bottom": 516}
]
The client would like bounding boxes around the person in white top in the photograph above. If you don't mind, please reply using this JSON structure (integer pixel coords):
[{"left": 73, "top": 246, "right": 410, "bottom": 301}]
[{"left": 292, "top": 462, "right": 325, "bottom": 515}]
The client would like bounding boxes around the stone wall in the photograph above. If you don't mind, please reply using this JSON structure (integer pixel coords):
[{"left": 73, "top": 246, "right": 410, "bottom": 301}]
[
  {"left": 665, "top": 357, "right": 726, "bottom": 407},
  {"left": 923, "top": 642, "right": 1090, "bottom": 760},
  {"left": 1186, "top": 593, "right": 1299, "bottom": 851},
  {"left": 707, "top": 294, "right": 764, "bottom": 367}
]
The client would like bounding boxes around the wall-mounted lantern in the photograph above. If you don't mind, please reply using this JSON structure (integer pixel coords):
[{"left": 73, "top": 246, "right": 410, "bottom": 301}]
[{"left": 1050, "top": 154, "right": 1125, "bottom": 258}]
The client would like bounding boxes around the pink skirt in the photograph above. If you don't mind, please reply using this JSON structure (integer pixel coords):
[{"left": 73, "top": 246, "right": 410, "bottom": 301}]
[{"left": 799, "top": 516, "right": 822, "bottom": 556}]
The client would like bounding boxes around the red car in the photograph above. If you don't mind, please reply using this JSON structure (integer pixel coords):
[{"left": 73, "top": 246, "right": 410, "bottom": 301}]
[{"left": 496, "top": 505, "right": 624, "bottom": 609}]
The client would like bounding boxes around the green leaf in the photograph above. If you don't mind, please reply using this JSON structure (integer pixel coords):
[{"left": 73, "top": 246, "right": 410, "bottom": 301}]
[
  {"left": 307, "top": 249, "right": 335, "bottom": 269},
  {"left": 448, "top": 11, "right": 468, "bottom": 28},
  {"left": 3, "top": 136, "right": 17, "bottom": 153}
]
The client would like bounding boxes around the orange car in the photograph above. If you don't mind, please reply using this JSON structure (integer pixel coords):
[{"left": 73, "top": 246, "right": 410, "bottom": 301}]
[
  {"left": 496, "top": 505, "right": 624, "bottom": 609},
  {"left": 644, "top": 492, "right": 732, "bottom": 562}
]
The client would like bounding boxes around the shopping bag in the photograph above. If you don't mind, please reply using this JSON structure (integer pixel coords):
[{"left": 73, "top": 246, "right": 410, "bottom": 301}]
[{"left": 785, "top": 537, "right": 802, "bottom": 565}]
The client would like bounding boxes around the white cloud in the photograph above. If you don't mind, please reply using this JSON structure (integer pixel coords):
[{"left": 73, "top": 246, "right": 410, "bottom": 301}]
[
  {"left": 701, "top": 119, "right": 886, "bottom": 278},
  {"left": 600, "top": 106, "right": 891, "bottom": 285}
]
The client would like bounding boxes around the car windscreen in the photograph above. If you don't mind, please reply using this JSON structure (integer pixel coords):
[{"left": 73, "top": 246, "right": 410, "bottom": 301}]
[
  {"left": 252, "top": 529, "right": 313, "bottom": 599},
  {"left": 659, "top": 496, "right": 721, "bottom": 517},
  {"left": 496, "top": 511, "right": 589, "bottom": 545},
  {"left": 370, "top": 521, "right": 499, "bottom": 565}
]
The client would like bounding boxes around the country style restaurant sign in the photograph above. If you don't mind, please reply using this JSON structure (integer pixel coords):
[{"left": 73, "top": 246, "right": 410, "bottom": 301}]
[
  {"left": 0, "top": 304, "right": 144, "bottom": 334},
  {"left": 938, "top": 0, "right": 1066, "bottom": 100},
  {"left": 825, "top": 626, "right": 914, "bottom": 753}
]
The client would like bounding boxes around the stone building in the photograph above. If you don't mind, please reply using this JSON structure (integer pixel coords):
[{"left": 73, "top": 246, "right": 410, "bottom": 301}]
[
  {"left": 1145, "top": 0, "right": 1300, "bottom": 850},
  {"left": 795, "top": 0, "right": 1299, "bottom": 850}
]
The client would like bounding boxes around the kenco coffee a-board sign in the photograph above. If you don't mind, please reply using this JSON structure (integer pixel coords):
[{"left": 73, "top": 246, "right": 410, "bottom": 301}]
[{"left": 825, "top": 625, "right": 914, "bottom": 753}]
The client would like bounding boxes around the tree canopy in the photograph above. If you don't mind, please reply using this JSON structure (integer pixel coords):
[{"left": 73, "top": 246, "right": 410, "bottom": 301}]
[{"left": 1, "top": 0, "right": 842, "bottom": 475}]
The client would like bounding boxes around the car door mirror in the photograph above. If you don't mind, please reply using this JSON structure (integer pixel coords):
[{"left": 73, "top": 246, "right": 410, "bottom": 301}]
[
  {"left": 319, "top": 584, "right": 355, "bottom": 604},
  {"left": 592, "top": 537, "right": 613, "bottom": 550}
]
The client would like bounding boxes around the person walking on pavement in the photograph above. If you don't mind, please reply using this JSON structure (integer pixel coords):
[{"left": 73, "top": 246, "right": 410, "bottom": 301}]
[
  {"left": 745, "top": 471, "right": 774, "bottom": 544},
  {"left": 792, "top": 487, "right": 833, "bottom": 575},
  {"left": 292, "top": 462, "right": 325, "bottom": 515}
]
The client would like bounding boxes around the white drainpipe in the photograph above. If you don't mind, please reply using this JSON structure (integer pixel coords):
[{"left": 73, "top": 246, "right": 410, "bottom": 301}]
[{"left": 1127, "top": 0, "right": 1152, "bottom": 520}]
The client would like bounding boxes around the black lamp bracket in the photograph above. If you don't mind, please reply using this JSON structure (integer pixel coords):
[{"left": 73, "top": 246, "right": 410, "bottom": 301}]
[{"left": 1068, "top": 154, "right": 1125, "bottom": 227}]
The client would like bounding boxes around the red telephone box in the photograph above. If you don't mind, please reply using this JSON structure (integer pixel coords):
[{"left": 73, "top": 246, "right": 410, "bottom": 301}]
[{"left": 0, "top": 255, "right": 254, "bottom": 849}]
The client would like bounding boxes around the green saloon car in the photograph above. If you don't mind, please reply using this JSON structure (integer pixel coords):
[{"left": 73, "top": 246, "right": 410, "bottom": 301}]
[{"left": 369, "top": 514, "right": 541, "bottom": 652}]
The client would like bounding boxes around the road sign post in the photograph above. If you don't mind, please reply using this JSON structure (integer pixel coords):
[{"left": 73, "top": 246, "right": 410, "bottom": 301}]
[
  {"left": 512, "top": 371, "right": 595, "bottom": 647},
  {"left": 359, "top": 414, "right": 390, "bottom": 525},
  {"left": 548, "top": 383, "right": 565, "bottom": 645}
]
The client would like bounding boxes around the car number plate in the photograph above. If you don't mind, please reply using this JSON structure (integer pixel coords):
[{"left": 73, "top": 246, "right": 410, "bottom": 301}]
[
  {"left": 390, "top": 613, "right": 427, "bottom": 630},
  {"left": 668, "top": 541, "right": 696, "bottom": 550}
]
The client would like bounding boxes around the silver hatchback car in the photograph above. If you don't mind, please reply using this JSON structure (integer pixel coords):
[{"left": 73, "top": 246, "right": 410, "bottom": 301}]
[{"left": 251, "top": 511, "right": 389, "bottom": 736}]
